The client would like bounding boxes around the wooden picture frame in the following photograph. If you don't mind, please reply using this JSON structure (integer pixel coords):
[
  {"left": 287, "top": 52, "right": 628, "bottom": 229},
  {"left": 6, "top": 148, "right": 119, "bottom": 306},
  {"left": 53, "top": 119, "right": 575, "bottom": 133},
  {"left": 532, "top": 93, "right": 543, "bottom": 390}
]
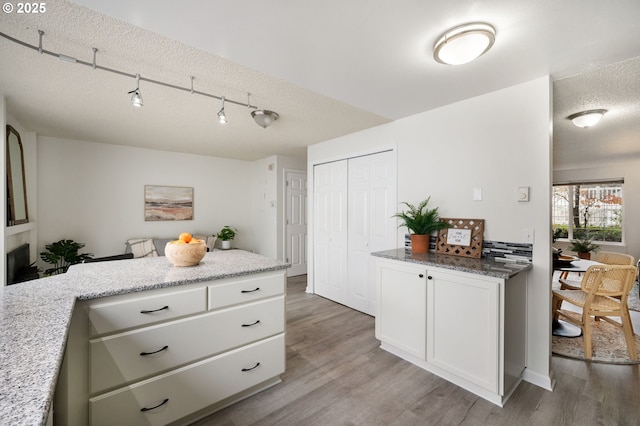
[
  {"left": 436, "top": 218, "right": 484, "bottom": 258},
  {"left": 144, "top": 185, "right": 193, "bottom": 221}
]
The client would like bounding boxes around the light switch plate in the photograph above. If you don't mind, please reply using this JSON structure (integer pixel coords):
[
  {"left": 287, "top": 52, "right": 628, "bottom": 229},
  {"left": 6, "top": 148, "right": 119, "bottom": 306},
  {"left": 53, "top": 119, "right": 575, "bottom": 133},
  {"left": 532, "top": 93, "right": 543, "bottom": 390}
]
[
  {"left": 517, "top": 186, "right": 529, "bottom": 202},
  {"left": 473, "top": 187, "right": 482, "bottom": 201}
]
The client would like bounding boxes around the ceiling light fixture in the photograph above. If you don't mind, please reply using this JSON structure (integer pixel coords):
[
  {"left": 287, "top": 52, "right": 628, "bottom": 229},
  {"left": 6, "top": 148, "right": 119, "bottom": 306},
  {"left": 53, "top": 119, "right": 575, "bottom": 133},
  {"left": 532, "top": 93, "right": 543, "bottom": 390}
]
[
  {"left": 566, "top": 109, "right": 607, "bottom": 128},
  {"left": 251, "top": 110, "right": 279, "bottom": 128},
  {"left": 433, "top": 22, "right": 496, "bottom": 65},
  {"left": 218, "top": 96, "right": 227, "bottom": 124},
  {"left": 0, "top": 30, "right": 282, "bottom": 125},
  {"left": 128, "top": 73, "right": 143, "bottom": 107}
]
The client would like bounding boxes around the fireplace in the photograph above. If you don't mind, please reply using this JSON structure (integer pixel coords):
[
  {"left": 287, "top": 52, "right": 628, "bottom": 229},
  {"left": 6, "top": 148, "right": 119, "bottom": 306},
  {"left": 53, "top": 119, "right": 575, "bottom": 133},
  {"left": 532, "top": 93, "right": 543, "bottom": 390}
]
[{"left": 6, "top": 243, "right": 39, "bottom": 285}]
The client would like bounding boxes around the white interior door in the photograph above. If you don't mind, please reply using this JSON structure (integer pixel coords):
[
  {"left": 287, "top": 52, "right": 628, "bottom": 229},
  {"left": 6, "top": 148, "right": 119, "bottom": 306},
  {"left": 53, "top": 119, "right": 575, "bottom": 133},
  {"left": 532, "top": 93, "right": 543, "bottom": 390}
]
[
  {"left": 285, "top": 171, "right": 307, "bottom": 277},
  {"left": 313, "top": 161, "right": 348, "bottom": 304},
  {"left": 367, "top": 151, "right": 397, "bottom": 314},
  {"left": 347, "top": 156, "right": 371, "bottom": 314},
  {"left": 347, "top": 151, "right": 396, "bottom": 315}
]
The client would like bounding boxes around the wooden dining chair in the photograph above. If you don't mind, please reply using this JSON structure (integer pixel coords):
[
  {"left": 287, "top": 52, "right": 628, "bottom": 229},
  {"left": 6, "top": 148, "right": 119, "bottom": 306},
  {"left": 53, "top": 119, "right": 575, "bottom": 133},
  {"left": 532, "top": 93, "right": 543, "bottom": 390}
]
[
  {"left": 560, "top": 251, "right": 636, "bottom": 291},
  {"left": 552, "top": 264, "right": 638, "bottom": 361}
]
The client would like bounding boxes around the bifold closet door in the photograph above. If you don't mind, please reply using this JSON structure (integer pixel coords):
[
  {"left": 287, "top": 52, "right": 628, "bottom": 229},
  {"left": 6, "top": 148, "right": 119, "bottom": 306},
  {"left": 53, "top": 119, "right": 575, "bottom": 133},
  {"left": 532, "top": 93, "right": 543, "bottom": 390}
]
[
  {"left": 348, "top": 151, "right": 396, "bottom": 315},
  {"left": 313, "top": 160, "right": 348, "bottom": 304}
]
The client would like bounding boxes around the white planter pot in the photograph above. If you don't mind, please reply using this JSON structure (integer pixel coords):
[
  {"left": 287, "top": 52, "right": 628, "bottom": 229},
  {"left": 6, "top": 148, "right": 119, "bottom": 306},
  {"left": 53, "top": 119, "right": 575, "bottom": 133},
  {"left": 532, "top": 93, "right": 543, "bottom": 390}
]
[{"left": 221, "top": 240, "right": 232, "bottom": 250}]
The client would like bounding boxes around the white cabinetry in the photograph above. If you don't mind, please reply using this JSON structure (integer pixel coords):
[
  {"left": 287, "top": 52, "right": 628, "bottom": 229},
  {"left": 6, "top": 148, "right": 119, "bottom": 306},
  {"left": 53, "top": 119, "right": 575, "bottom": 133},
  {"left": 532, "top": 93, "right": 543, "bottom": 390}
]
[
  {"left": 55, "top": 270, "right": 286, "bottom": 425},
  {"left": 374, "top": 257, "right": 527, "bottom": 407},
  {"left": 314, "top": 151, "right": 396, "bottom": 315},
  {"left": 427, "top": 268, "right": 500, "bottom": 393},
  {"left": 375, "top": 259, "right": 426, "bottom": 359}
]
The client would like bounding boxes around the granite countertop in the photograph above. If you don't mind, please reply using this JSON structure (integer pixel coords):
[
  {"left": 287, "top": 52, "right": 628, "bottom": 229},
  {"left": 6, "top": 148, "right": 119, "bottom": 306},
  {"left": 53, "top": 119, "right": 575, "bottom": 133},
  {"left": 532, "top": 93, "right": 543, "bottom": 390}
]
[
  {"left": 0, "top": 250, "right": 288, "bottom": 426},
  {"left": 371, "top": 248, "right": 532, "bottom": 279}
]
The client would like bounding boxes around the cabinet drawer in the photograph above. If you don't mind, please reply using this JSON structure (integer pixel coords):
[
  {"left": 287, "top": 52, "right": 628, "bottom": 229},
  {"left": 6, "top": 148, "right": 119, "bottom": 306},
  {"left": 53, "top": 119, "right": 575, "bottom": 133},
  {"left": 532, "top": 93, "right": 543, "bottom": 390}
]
[
  {"left": 208, "top": 271, "right": 285, "bottom": 310},
  {"left": 90, "top": 296, "right": 284, "bottom": 394},
  {"left": 90, "top": 334, "right": 285, "bottom": 426},
  {"left": 88, "top": 287, "right": 207, "bottom": 337}
]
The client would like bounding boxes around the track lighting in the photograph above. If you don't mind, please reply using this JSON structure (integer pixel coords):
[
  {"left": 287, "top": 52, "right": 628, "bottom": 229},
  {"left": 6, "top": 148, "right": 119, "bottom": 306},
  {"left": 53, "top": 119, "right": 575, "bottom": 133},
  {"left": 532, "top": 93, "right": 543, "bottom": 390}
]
[
  {"left": 1, "top": 29, "right": 283, "bottom": 126},
  {"left": 218, "top": 96, "right": 227, "bottom": 124},
  {"left": 128, "top": 73, "right": 143, "bottom": 107}
]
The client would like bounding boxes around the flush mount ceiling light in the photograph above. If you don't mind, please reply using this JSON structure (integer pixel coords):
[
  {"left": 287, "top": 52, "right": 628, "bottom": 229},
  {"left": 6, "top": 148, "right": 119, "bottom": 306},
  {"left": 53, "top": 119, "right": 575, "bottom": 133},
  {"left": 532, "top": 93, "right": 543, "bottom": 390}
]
[
  {"left": 127, "top": 73, "right": 143, "bottom": 107},
  {"left": 251, "top": 110, "right": 280, "bottom": 128},
  {"left": 566, "top": 109, "right": 607, "bottom": 128},
  {"left": 217, "top": 96, "right": 227, "bottom": 124},
  {"left": 433, "top": 22, "right": 496, "bottom": 65}
]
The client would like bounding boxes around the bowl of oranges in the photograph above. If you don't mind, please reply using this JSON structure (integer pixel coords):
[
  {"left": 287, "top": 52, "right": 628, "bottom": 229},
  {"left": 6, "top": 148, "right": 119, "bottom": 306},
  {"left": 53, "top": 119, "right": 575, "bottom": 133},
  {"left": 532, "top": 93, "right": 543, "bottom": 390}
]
[{"left": 165, "top": 233, "right": 206, "bottom": 266}]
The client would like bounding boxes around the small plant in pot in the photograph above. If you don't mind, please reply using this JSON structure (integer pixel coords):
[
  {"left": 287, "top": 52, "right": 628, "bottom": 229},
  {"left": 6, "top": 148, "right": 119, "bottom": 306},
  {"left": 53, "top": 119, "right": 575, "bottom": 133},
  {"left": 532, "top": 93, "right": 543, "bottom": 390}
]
[
  {"left": 216, "top": 226, "right": 237, "bottom": 250},
  {"left": 393, "top": 196, "right": 449, "bottom": 254},
  {"left": 40, "top": 239, "right": 93, "bottom": 276},
  {"left": 568, "top": 236, "right": 600, "bottom": 259}
]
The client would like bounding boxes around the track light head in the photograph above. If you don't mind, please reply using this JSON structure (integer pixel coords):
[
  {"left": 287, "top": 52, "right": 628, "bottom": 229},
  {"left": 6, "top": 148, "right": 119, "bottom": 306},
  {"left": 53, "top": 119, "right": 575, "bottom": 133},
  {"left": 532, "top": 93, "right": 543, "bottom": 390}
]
[
  {"left": 127, "top": 73, "right": 143, "bottom": 107},
  {"left": 130, "top": 90, "right": 143, "bottom": 108},
  {"left": 218, "top": 96, "right": 227, "bottom": 124}
]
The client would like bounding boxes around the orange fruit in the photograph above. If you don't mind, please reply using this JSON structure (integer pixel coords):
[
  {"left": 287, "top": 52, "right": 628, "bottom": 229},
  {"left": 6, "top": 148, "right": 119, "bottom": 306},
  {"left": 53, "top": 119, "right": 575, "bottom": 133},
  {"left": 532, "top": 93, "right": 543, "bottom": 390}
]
[{"left": 178, "top": 232, "right": 192, "bottom": 243}]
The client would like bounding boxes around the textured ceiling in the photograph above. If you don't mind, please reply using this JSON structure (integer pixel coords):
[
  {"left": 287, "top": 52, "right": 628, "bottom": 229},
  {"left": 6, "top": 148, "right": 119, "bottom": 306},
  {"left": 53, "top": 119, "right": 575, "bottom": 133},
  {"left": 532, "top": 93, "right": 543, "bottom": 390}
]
[{"left": 1, "top": 0, "right": 640, "bottom": 165}]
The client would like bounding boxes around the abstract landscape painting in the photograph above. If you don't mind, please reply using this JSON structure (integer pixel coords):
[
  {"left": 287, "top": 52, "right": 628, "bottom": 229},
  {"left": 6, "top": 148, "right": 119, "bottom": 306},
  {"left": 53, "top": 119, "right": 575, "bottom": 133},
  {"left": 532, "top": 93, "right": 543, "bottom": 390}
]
[{"left": 144, "top": 185, "right": 193, "bottom": 221}]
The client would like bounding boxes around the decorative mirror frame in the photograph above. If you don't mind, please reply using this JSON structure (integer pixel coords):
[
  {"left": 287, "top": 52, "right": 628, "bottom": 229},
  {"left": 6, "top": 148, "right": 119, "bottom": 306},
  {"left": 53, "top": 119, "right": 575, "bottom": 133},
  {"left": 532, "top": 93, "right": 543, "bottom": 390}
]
[{"left": 6, "top": 125, "right": 29, "bottom": 226}]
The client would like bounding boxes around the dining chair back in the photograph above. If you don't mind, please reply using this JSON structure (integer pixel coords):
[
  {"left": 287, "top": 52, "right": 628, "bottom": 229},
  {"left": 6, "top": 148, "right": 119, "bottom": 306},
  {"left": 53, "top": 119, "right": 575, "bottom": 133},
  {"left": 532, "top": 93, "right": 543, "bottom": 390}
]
[
  {"left": 593, "top": 251, "right": 635, "bottom": 266},
  {"left": 552, "top": 264, "right": 638, "bottom": 361},
  {"left": 560, "top": 251, "right": 636, "bottom": 291}
]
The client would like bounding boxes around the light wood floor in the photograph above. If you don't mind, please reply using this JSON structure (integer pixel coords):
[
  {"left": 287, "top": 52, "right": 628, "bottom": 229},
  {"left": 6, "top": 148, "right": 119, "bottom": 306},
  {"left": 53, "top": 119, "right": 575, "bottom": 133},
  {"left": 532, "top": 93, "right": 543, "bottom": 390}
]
[{"left": 191, "top": 275, "right": 640, "bottom": 426}]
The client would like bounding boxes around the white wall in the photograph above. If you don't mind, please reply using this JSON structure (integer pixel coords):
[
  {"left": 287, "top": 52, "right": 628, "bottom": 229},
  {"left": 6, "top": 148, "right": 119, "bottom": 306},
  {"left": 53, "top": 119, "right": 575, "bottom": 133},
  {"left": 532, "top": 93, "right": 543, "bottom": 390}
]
[
  {"left": 37, "top": 136, "right": 256, "bottom": 260},
  {"left": 308, "top": 77, "right": 553, "bottom": 389},
  {"left": 554, "top": 164, "right": 640, "bottom": 260}
]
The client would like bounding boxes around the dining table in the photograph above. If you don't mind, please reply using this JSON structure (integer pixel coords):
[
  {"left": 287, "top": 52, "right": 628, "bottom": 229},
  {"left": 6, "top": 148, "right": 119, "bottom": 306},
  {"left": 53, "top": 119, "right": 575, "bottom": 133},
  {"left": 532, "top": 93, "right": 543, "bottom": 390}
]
[{"left": 552, "top": 258, "right": 602, "bottom": 337}]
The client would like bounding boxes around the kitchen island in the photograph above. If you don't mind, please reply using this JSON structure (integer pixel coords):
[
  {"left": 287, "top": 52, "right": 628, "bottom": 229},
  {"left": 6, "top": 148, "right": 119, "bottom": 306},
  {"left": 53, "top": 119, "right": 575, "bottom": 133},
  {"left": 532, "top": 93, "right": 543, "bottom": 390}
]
[
  {"left": 0, "top": 250, "right": 288, "bottom": 426},
  {"left": 372, "top": 248, "right": 531, "bottom": 407}
]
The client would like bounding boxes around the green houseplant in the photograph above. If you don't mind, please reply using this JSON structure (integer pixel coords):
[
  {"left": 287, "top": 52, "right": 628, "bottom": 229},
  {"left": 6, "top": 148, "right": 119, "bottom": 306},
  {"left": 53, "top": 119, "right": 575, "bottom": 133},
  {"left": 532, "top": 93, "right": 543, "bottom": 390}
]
[
  {"left": 216, "top": 226, "right": 238, "bottom": 250},
  {"left": 40, "top": 239, "right": 93, "bottom": 276},
  {"left": 393, "top": 196, "right": 449, "bottom": 253},
  {"left": 568, "top": 236, "right": 600, "bottom": 259}
]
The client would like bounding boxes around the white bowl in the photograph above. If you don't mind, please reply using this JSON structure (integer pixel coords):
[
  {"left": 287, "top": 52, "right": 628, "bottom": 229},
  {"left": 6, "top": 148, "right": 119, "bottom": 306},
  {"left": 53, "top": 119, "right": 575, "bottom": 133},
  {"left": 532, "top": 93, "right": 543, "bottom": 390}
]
[{"left": 164, "top": 241, "right": 206, "bottom": 267}]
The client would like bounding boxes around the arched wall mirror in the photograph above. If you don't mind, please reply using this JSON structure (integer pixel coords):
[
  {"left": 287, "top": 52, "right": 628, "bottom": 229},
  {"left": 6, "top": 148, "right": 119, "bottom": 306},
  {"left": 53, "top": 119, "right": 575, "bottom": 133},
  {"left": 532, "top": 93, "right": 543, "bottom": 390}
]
[{"left": 6, "top": 125, "right": 29, "bottom": 226}]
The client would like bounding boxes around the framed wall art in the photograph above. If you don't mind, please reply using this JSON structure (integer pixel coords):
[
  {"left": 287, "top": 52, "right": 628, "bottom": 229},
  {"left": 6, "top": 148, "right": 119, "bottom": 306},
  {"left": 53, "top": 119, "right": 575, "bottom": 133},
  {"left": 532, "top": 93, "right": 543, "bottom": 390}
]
[
  {"left": 144, "top": 185, "right": 193, "bottom": 221},
  {"left": 436, "top": 218, "right": 484, "bottom": 258}
]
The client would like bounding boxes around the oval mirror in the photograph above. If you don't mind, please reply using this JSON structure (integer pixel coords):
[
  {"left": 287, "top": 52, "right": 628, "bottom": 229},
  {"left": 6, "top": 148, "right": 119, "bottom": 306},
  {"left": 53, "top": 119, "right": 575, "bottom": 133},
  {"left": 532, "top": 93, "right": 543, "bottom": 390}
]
[{"left": 6, "top": 125, "right": 29, "bottom": 226}]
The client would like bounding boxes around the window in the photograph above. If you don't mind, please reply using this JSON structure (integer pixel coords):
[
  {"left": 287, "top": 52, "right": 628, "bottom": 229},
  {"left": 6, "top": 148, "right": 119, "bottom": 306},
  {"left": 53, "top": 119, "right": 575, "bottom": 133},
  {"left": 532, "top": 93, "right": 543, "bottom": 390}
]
[{"left": 552, "top": 180, "right": 623, "bottom": 242}]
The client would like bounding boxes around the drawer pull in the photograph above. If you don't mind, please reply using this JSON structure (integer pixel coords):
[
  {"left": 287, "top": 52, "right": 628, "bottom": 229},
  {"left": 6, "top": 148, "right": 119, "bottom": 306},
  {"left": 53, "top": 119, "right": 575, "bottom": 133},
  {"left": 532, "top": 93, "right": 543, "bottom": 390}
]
[
  {"left": 241, "top": 287, "right": 261, "bottom": 293},
  {"left": 241, "top": 362, "right": 261, "bottom": 372},
  {"left": 140, "top": 305, "right": 169, "bottom": 314},
  {"left": 140, "top": 345, "right": 169, "bottom": 356},
  {"left": 140, "top": 398, "right": 169, "bottom": 412},
  {"left": 241, "top": 320, "right": 261, "bottom": 327}
]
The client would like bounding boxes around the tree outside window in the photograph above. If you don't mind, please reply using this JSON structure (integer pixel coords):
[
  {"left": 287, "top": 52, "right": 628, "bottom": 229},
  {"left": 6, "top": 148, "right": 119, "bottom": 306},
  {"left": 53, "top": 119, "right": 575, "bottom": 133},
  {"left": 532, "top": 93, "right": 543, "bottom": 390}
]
[{"left": 552, "top": 182, "right": 623, "bottom": 242}]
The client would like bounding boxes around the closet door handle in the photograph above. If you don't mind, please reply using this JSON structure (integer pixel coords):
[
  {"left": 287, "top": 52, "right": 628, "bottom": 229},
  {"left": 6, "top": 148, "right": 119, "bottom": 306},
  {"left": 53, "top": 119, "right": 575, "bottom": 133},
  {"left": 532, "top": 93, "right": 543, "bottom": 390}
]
[
  {"left": 241, "top": 320, "right": 261, "bottom": 327},
  {"left": 140, "top": 345, "right": 169, "bottom": 356},
  {"left": 241, "top": 287, "right": 261, "bottom": 293},
  {"left": 418, "top": 274, "right": 424, "bottom": 278},
  {"left": 140, "top": 398, "right": 169, "bottom": 412},
  {"left": 427, "top": 276, "right": 433, "bottom": 280},
  {"left": 241, "top": 362, "right": 261, "bottom": 372},
  {"left": 140, "top": 305, "right": 169, "bottom": 314}
]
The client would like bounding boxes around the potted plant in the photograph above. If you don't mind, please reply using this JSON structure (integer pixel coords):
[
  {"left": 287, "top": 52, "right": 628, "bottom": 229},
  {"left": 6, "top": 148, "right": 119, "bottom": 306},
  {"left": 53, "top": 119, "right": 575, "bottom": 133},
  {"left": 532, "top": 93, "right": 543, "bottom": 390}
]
[
  {"left": 40, "top": 239, "right": 93, "bottom": 276},
  {"left": 216, "top": 226, "right": 237, "bottom": 250},
  {"left": 393, "top": 196, "right": 449, "bottom": 253},
  {"left": 568, "top": 236, "right": 600, "bottom": 259}
]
